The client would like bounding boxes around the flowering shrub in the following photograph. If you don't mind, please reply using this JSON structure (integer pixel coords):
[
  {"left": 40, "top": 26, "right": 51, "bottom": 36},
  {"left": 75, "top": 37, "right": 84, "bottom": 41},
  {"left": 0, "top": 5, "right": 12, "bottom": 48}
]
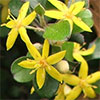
[{"left": 0, "top": 0, "right": 100, "bottom": 100}]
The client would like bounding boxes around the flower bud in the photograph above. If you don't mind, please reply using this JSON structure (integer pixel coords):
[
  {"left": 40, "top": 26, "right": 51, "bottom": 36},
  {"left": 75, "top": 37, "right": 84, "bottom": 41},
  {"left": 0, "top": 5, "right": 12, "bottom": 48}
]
[
  {"left": 33, "top": 43, "right": 42, "bottom": 50},
  {"left": 64, "top": 84, "right": 71, "bottom": 95},
  {"left": 56, "top": 60, "right": 69, "bottom": 74}
]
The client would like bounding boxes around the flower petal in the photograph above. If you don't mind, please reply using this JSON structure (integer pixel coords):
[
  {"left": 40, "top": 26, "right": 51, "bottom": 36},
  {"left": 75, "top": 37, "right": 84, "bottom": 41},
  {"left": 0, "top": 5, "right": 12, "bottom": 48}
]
[
  {"left": 22, "top": 11, "right": 36, "bottom": 26},
  {"left": 48, "top": 0, "right": 68, "bottom": 11},
  {"left": 17, "top": 1, "right": 29, "bottom": 20},
  {"left": 19, "top": 26, "right": 31, "bottom": 43},
  {"left": 46, "top": 50, "right": 66, "bottom": 65},
  {"left": 73, "top": 53, "right": 88, "bottom": 79},
  {"left": 72, "top": 16, "right": 92, "bottom": 32},
  {"left": 83, "top": 86, "right": 96, "bottom": 98},
  {"left": 69, "top": 1, "right": 85, "bottom": 15},
  {"left": 2, "top": 20, "right": 16, "bottom": 28},
  {"left": 45, "top": 10, "right": 64, "bottom": 19},
  {"left": 18, "top": 59, "right": 36, "bottom": 69},
  {"left": 30, "top": 86, "right": 35, "bottom": 94},
  {"left": 63, "top": 74, "right": 80, "bottom": 86},
  {"left": 42, "top": 39, "right": 49, "bottom": 58},
  {"left": 46, "top": 65, "right": 62, "bottom": 82},
  {"left": 66, "top": 85, "right": 82, "bottom": 100},
  {"left": 86, "top": 71, "right": 100, "bottom": 84},
  {"left": 79, "top": 44, "right": 96, "bottom": 56},
  {"left": 6, "top": 28, "right": 18, "bottom": 50},
  {"left": 36, "top": 68, "right": 45, "bottom": 89},
  {"left": 54, "top": 92, "right": 65, "bottom": 100}
]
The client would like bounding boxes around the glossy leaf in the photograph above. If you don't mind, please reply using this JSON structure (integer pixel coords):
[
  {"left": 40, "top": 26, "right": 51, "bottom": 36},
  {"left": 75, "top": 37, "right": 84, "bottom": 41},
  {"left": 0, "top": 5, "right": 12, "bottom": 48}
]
[
  {"left": 11, "top": 56, "right": 34, "bottom": 83},
  {"left": 33, "top": 73, "right": 59, "bottom": 98},
  {"left": 62, "top": 42, "right": 74, "bottom": 61},
  {"left": 43, "top": 20, "right": 71, "bottom": 40}
]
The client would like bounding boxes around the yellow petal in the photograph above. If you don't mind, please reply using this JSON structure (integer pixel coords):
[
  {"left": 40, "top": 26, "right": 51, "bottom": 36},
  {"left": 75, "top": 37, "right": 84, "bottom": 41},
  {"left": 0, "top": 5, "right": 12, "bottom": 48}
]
[
  {"left": 83, "top": 86, "right": 96, "bottom": 98},
  {"left": 17, "top": 1, "right": 29, "bottom": 20},
  {"left": 73, "top": 52, "right": 84, "bottom": 62},
  {"left": 19, "top": 27, "right": 31, "bottom": 43},
  {"left": 79, "top": 60, "right": 88, "bottom": 79},
  {"left": 86, "top": 71, "right": 100, "bottom": 84},
  {"left": 66, "top": 85, "right": 82, "bottom": 100},
  {"left": 72, "top": 16, "right": 92, "bottom": 32},
  {"left": 63, "top": 74, "right": 80, "bottom": 86},
  {"left": 48, "top": 0, "right": 68, "bottom": 11},
  {"left": 6, "top": 28, "right": 18, "bottom": 50},
  {"left": 26, "top": 42, "right": 41, "bottom": 60},
  {"left": 18, "top": 59, "right": 36, "bottom": 69},
  {"left": 45, "top": 10, "right": 64, "bottom": 19},
  {"left": 73, "top": 53, "right": 88, "bottom": 79},
  {"left": 2, "top": 20, "right": 16, "bottom": 28},
  {"left": 36, "top": 68, "right": 45, "bottom": 89},
  {"left": 42, "top": 39, "right": 49, "bottom": 58},
  {"left": 30, "top": 86, "right": 35, "bottom": 94},
  {"left": 74, "top": 42, "right": 81, "bottom": 50},
  {"left": 46, "top": 65, "right": 62, "bottom": 82},
  {"left": 79, "top": 44, "right": 96, "bottom": 56},
  {"left": 54, "top": 92, "right": 65, "bottom": 100},
  {"left": 46, "top": 50, "right": 66, "bottom": 65},
  {"left": 69, "top": 1, "right": 85, "bottom": 15},
  {"left": 22, "top": 11, "right": 36, "bottom": 26}
]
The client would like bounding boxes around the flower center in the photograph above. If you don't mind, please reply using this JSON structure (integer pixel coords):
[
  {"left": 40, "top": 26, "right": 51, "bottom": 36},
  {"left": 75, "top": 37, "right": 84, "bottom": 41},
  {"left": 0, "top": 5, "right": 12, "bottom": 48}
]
[
  {"left": 16, "top": 20, "right": 22, "bottom": 29},
  {"left": 79, "top": 79, "right": 87, "bottom": 88},
  {"left": 64, "top": 11, "right": 73, "bottom": 19},
  {"left": 39, "top": 59, "right": 48, "bottom": 68}
]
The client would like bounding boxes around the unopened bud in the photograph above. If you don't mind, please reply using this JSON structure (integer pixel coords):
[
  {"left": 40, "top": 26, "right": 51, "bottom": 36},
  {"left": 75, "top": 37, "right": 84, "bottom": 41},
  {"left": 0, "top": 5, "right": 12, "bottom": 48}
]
[
  {"left": 33, "top": 43, "right": 42, "bottom": 50},
  {"left": 64, "top": 84, "right": 71, "bottom": 95},
  {"left": 56, "top": 60, "right": 69, "bottom": 74}
]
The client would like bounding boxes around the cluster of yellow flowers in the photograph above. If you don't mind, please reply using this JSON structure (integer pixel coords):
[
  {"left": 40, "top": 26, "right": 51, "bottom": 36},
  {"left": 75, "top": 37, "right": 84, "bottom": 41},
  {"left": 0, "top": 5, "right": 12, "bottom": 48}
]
[{"left": 1, "top": 0, "right": 100, "bottom": 100}]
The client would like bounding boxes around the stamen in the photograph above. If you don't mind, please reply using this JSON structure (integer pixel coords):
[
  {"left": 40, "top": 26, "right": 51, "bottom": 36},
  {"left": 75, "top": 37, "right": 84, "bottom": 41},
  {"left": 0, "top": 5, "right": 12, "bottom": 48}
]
[{"left": 8, "top": 9, "right": 16, "bottom": 20}]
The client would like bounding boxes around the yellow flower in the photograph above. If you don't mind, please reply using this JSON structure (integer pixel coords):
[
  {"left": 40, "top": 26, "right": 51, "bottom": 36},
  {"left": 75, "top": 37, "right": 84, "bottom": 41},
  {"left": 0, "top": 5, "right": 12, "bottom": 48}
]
[
  {"left": 63, "top": 62, "right": 100, "bottom": 100},
  {"left": 18, "top": 39, "right": 66, "bottom": 89},
  {"left": 73, "top": 42, "right": 96, "bottom": 78},
  {"left": 54, "top": 83, "right": 71, "bottom": 100},
  {"left": 45, "top": 0, "right": 92, "bottom": 32},
  {"left": 2, "top": 2, "right": 36, "bottom": 50}
]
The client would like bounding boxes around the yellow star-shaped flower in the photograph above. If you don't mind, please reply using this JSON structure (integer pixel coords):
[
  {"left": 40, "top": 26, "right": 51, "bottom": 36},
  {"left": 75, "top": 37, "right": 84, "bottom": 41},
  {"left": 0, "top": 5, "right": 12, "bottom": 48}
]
[
  {"left": 54, "top": 83, "right": 71, "bottom": 100},
  {"left": 63, "top": 62, "right": 100, "bottom": 100},
  {"left": 18, "top": 39, "right": 66, "bottom": 89},
  {"left": 2, "top": 2, "right": 36, "bottom": 50},
  {"left": 73, "top": 42, "right": 96, "bottom": 78},
  {"left": 45, "top": 0, "right": 92, "bottom": 32}
]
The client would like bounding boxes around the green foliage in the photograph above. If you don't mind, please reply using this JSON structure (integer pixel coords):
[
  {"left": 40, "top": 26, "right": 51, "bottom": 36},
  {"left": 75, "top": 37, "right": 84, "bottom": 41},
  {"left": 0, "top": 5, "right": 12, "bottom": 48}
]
[
  {"left": 9, "top": 0, "right": 23, "bottom": 17},
  {"left": 43, "top": 20, "right": 71, "bottom": 40},
  {"left": 93, "top": 80, "right": 100, "bottom": 94},
  {"left": 33, "top": 73, "right": 59, "bottom": 98},
  {"left": 34, "top": 4, "right": 45, "bottom": 16},
  {"left": 62, "top": 42, "right": 74, "bottom": 61},
  {"left": 11, "top": 56, "right": 34, "bottom": 83},
  {"left": 0, "top": 26, "right": 10, "bottom": 37},
  {"left": 72, "top": 9, "right": 93, "bottom": 33}
]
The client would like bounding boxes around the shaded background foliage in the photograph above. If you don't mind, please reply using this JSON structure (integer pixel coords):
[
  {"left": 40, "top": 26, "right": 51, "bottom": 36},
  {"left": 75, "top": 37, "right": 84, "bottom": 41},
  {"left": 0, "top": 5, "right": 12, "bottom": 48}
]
[{"left": 0, "top": 0, "right": 100, "bottom": 100}]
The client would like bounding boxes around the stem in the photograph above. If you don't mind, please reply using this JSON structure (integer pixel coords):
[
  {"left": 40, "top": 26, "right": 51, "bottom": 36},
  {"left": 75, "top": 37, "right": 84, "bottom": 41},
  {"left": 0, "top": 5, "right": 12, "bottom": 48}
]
[
  {"left": 26, "top": 26, "right": 45, "bottom": 32},
  {"left": 39, "top": 15, "right": 46, "bottom": 27}
]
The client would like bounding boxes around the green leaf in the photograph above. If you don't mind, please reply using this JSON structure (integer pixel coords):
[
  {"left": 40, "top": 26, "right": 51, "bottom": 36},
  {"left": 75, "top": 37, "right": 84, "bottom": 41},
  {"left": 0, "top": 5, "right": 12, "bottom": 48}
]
[
  {"left": 43, "top": 20, "right": 71, "bottom": 40},
  {"left": 86, "top": 38, "right": 100, "bottom": 60},
  {"left": 72, "top": 9, "right": 93, "bottom": 34},
  {"left": 9, "top": 0, "right": 23, "bottom": 17},
  {"left": 70, "top": 33, "right": 85, "bottom": 45},
  {"left": 0, "top": 26, "right": 10, "bottom": 37},
  {"left": 62, "top": 42, "right": 74, "bottom": 61},
  {"left": 93, "top": 80, "right": 100, "bottom": 94},
  {"left": 11, "top": 56, "right": 34, "bottom": 83},
  {"left": 27, "top": 0, "right": 47, "bottom": 9},
  {"left": 34, "top": 3, "right": 45, "bottom": 16},
  {"left": 33, "top": 73, "right": 59, "bottom": 98}
]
